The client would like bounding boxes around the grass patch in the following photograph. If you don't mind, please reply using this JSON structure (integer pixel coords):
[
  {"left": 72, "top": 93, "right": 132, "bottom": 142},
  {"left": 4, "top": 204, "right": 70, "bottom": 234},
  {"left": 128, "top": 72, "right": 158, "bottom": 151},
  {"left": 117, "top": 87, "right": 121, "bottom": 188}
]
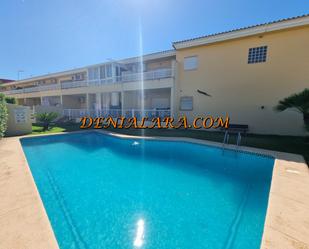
[
  {"left": 32, "top": 123, "right": 80, "bottom": 134},
  {"left": 31, "top": 123, "right": 309, "bottom": 165}
]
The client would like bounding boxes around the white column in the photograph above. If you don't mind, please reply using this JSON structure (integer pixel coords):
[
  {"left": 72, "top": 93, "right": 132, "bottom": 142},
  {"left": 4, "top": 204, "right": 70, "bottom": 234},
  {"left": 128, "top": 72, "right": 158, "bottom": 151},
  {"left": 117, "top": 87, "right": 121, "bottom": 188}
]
[
  {"left": 95, "top": 92, "right": 102, "bottom": 116},
  {"left": 86, "top": 93, "right": 89, "bottom": 114},
  {"left": 171, "top": 59, "right": 177, "bottom": 119},
  {"left": 86, "top": 69, "right": 89, "bottom": 86},
  {"left": 112, "top": 63, "right": 116, "bottom": 83},
  {"left": 97, "top": 66, "right": 101, "bottom": 85},
  {"left": 171, "top": 59, "right": 176, "bottom": 77},
  {"left": 121, "top": 90, "right": 124, "bottom": 116},
  {"left": 170, "top": 87, "right": 174, "bottom": 118}
]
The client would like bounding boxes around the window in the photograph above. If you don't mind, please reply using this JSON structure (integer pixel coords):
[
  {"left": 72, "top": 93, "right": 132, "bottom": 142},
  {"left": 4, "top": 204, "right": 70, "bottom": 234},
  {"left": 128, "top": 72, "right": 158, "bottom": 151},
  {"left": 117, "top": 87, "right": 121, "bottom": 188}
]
[
  {"left": 115, "top": 65, "right": 121, "bottom": 76},
  {"left": 248, "top": 46, "right": 268, "bottom": 64},
  {"left": 115, "top": 65, "right": 121, "bottom": 82},
  {"left": 180, "top": 96, "right": 193, "bottom": 111},
  {"left": 106, "top": 64, "right": 112, "bottom": 78},
  {"left": 72, "top": 73, "right": 84, "bottom": 81},
  {"left": 100, "top": 66, "right": 106, "bottom": 79},
  {"left": 184, "top": 56, "right": 198, "bottom": 70},
  {"left": 88, "top": 67, "right": 99, "bottom": 80}
]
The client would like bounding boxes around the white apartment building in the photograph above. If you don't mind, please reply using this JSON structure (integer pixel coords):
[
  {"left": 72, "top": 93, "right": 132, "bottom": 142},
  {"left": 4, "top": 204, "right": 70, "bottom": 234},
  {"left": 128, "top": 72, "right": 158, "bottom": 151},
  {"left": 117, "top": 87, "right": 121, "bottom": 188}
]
[{"left": 1, "top": 50, "right": 176, "bottom": 120}]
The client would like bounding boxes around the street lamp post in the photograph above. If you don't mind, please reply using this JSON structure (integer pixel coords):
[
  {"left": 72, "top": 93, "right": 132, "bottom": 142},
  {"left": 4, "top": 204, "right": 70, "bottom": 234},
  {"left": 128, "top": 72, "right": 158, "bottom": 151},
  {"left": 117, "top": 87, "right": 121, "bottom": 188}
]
[{"left": 17, "top": 70, "right": 24, "bottom": 80}]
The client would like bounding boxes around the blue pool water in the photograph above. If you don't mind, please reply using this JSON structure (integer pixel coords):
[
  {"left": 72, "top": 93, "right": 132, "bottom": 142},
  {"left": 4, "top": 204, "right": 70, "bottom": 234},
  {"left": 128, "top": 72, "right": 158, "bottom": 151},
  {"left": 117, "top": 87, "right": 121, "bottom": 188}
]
[{"left": 21, "top": 132, "right": 274, "bottom": 249}]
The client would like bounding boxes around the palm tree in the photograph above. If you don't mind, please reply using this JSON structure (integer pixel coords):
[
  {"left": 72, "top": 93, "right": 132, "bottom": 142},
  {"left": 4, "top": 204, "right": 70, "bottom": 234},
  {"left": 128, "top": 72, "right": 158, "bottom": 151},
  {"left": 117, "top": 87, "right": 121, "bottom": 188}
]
[
  {"left": 275, "top": 89, "right": 309, "bottom": 132},
  {"left": 36, "top": 112, "right": 58, "bottom": 131}
]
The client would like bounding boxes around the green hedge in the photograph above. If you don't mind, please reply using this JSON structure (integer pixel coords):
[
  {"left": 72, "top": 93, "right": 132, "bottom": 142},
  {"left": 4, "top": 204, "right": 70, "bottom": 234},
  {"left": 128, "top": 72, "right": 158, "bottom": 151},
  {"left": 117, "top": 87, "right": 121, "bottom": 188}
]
[
  {"left": 5, "top": 96, "right": 16, "bottom": 104},
  {"left": 0, "top": 93, "right": 8, "bottom": 137}
]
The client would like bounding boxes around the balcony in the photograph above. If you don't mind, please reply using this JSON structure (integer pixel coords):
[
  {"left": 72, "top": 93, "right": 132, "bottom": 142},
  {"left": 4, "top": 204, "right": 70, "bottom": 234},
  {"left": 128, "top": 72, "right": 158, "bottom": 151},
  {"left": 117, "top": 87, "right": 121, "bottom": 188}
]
[
  {"left": 3, "top": 83, "right": 59, "bottom": 95},
  {"left": 3, "top": 68, "right": 174, "bottom": 95},
  {"left": 63, "top": 108, "right": 171, "bottom": 120}
]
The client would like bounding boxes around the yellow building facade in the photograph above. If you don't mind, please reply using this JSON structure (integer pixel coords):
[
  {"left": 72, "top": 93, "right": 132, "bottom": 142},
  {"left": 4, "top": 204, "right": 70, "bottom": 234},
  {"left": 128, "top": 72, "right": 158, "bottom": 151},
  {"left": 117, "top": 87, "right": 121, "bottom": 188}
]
[{"left": 173, "top": 16, "right": 309, "bottom": 135}]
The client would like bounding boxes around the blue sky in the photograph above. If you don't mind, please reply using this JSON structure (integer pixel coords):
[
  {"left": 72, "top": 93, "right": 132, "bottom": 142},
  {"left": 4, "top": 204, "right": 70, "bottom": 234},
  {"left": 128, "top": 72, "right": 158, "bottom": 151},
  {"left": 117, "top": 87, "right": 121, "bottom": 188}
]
[{"left": 1, "top": 0, "right": 308, "bottom": 80}]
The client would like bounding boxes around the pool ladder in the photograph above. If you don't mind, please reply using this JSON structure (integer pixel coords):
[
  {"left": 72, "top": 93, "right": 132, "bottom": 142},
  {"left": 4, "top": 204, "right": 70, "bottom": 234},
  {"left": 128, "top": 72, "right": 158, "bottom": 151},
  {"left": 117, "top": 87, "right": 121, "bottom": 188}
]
[{"left": 223, "top": 131, "right": 242, "bottom": 148}]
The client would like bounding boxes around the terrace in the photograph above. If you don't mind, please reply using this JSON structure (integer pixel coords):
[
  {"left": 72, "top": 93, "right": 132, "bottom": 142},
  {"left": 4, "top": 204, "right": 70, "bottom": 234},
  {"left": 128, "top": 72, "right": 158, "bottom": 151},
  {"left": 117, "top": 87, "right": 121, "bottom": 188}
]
[
  {"left": 61, "top": 88, "right": 172, "bottom": 120},
  {"left": 1, "top": 68, "right": 174, "bottom": 95}
]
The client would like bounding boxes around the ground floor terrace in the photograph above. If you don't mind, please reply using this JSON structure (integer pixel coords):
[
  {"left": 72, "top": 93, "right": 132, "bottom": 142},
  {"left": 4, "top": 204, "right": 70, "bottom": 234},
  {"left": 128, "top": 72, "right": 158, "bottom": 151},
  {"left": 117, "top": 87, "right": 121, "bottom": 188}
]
[{"left": 16, "top": 88, "right": 173, "bottom": 120}]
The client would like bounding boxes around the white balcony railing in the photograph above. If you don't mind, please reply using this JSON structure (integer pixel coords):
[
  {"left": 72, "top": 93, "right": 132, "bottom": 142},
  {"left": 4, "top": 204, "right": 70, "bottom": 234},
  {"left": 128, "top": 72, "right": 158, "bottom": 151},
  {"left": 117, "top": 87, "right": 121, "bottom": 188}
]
[
  {"left": 120, "top": 69, "right": 173, "bottom": 82},
  {"left": 63, "top": 108, "right": 171, "bottom": 120},
  {"left": 3, "top": 84, "right": 60, "bottom": 95},
  {"left": 2, "top": 68, "right": 173, "bottom": 95},
  {"left": 3, "top": 89, "right": 24, "bottom": 95},
  {"left": 61, "top": 80, "right": 88, "bottom": 89},
  {"left": 63, "top": 109, "right": 123, "bottom": 119}
]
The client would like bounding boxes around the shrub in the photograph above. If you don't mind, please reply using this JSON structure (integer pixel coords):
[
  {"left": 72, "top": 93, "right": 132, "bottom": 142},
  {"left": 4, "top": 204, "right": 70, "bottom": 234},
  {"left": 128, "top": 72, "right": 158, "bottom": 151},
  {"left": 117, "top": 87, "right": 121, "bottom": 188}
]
[
  {"left": 0, "top": 93, "right": 8, "bottom": 138},
  {"left": 275, "top": 88, "right": 309, "bottom": 133},
  {"left": 36, "top": 112, "right": 58, "bottom": 131},
  {"left": 5, "top": 96, "right": 16, "bottom": 104}
]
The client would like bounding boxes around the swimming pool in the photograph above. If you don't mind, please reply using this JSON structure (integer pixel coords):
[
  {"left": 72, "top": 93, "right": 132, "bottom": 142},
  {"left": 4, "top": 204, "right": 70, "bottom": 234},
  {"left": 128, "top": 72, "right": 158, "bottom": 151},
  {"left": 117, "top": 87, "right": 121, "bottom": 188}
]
[{"left": 21, "top": 132, "right": 274, "bottom": 249}]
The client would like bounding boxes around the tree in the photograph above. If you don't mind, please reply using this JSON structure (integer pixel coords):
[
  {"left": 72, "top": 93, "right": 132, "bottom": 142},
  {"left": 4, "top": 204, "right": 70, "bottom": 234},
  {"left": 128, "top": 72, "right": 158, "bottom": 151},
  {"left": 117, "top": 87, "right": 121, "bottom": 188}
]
[
  {"left": 275, "top": 89, "right": 309, "bottom": 132},
  {"left": 36, "top": 112, "right": 58, "bottom": 131},
  {"left": 0, "top": 93, "right": 8, "bottom": 138}
]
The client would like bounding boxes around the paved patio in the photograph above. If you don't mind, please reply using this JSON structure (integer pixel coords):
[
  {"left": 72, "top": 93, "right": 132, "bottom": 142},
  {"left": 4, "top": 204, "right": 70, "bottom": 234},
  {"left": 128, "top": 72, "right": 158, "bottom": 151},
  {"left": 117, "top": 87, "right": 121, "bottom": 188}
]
[{"left": 0, "top": 136, "right": 58, "bottom": 249}]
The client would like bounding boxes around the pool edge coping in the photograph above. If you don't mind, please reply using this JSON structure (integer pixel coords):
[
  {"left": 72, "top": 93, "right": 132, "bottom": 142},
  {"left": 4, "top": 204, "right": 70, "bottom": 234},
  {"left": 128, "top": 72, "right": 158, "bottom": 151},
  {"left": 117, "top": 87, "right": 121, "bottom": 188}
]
[
  {"left": 1, "top": 130, "right": 309, "bottom": 249},
  {"left": 0, "top": 135, "right": 59, "bottom": 249}
]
